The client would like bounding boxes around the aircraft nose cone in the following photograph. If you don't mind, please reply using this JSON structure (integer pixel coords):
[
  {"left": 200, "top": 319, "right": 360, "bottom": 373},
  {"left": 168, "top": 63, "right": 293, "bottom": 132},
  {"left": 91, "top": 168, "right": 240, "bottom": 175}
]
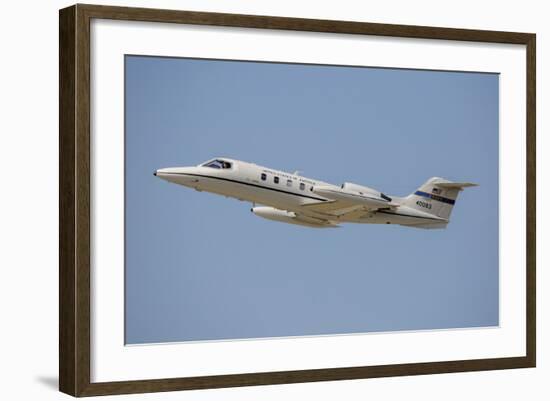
[{"left": 154, "top": 166, "right": 201, "bottom": 187}]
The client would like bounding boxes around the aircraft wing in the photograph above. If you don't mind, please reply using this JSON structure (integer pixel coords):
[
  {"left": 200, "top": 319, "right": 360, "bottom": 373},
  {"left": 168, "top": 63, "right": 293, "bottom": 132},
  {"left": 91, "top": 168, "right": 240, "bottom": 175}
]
[
  {"left": 303, "top": 185, "right": 397, "bottom": 217},
  {"left": 301, "top": 200, "right": 365, "bottom": 216},
  {"left": 251, "top": 206, "right": 339, "bottom": 228},
  {"left": 291, "top": 213, "right": 340, "bottom": 228}
]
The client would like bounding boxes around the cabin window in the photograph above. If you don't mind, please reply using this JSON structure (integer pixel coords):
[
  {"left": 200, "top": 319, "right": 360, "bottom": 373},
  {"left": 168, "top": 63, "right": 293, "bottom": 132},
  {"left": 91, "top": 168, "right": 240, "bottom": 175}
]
[
  {"left": 381, "top": 193, "right": 392, "bottom": 202},
  {"left": 203, "top": 159, "right": 232, "bottom": 169},
  {"left": 299, "top": 183, "right": 305, "bottom": 190},
  {"left": 261, "top": 173, "right": 266, "bottom": 181},
  {"left": 287, "top": 179, "right": 292, "bottom": 187},
  {"left": 274, "top": 176, "right": 279, "bottom": 184}
]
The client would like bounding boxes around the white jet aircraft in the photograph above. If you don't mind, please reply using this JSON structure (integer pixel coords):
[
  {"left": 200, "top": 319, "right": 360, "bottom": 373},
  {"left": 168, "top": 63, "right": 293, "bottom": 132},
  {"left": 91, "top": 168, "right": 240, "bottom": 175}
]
[{"left": 154, "top": 158, "right": 477, "bottom": 229}]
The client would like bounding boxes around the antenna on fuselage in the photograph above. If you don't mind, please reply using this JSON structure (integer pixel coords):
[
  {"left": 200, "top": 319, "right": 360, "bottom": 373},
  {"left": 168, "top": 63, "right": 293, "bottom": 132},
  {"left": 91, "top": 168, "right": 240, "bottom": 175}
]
[{"left": 293, "top": 170, "right": 302, "bottom": 176}]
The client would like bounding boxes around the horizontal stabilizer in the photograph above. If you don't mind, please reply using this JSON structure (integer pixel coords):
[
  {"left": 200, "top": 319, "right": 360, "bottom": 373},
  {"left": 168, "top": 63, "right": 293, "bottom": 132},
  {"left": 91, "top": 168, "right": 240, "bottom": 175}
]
[{"left": 435, "top": 182, "right": 478, "bottom": 190}]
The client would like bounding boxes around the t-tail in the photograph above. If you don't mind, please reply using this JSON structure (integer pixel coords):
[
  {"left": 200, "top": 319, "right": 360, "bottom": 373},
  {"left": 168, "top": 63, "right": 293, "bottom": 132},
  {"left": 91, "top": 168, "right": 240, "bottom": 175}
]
[{"left": 401, "top": 177, "right": 478, "bottom": 229}]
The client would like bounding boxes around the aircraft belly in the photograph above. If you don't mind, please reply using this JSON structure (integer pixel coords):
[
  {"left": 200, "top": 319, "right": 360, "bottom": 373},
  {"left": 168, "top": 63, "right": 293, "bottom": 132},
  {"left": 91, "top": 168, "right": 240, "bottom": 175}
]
[{"left": 352, "top": 211, "right": 440, "bottom": 226}]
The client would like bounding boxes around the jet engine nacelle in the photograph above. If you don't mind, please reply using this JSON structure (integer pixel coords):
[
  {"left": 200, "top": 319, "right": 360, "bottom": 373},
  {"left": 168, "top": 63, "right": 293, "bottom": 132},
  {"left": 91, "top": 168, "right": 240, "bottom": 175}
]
[
  {"left": 341, "top": 182, "right": 381, "bottom": 197},
  {"left": 312, "top": 182, "right": 393, "bottom": 209}
]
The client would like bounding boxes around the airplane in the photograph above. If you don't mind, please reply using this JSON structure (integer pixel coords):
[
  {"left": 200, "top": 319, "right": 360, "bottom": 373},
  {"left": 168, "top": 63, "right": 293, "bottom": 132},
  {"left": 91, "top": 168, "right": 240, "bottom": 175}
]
[{"left": 154, "top": 158, "right": 477, "bottom": 229}]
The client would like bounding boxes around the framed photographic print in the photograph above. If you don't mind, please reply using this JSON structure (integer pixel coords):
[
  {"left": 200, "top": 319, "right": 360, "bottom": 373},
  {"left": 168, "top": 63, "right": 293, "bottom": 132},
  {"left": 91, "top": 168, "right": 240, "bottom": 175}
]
[{"left": 59, "top": 4, "right": 536, "bottom": 397}]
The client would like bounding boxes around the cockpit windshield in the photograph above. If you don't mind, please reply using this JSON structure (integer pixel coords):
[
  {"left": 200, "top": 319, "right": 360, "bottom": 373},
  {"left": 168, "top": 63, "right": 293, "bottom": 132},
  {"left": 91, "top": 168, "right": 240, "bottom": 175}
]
[{"left": 202, "top": 159, "right": 232, "bottom": 169}]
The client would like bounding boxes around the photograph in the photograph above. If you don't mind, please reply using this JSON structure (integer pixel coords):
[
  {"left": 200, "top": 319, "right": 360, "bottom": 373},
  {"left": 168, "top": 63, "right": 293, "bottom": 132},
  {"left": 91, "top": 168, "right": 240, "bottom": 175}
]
[
  {"left": 124, "top": 55, "right": 499, "bottom": 345},
  {"left": 55, "top": 3, "right": 535, "bottom": 396}
]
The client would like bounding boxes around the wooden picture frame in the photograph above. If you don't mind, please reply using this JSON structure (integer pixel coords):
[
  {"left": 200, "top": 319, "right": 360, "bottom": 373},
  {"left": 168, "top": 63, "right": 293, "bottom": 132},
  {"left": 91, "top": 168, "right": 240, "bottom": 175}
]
[{"left": 59, "top": 3, "right": 536, "bottom": 397}]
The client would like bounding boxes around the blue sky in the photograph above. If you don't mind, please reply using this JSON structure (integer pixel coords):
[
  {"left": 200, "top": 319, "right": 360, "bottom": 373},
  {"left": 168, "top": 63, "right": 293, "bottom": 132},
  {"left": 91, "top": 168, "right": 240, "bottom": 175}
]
[{"left": 125, "top": 55, "right": 499, "bottom": 344}]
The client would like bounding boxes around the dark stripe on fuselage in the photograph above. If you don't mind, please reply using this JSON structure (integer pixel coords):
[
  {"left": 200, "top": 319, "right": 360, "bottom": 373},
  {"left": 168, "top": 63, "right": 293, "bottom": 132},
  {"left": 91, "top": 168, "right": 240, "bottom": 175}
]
[
  {"left": 376, "top": 209, "right": 444, "bottom": 221},
  {"left": 414, "top": 191, "right": 456, "bottom": 205},
  {"left": 162, "top": 173, "right": 329, "bottom": 202}
]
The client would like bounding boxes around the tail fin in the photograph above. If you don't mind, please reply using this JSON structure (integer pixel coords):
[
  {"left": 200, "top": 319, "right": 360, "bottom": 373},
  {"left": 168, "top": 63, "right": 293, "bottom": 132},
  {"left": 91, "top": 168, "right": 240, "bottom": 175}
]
[{"left": 402, "top": 177, "right": 477, "bottom": 220}]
